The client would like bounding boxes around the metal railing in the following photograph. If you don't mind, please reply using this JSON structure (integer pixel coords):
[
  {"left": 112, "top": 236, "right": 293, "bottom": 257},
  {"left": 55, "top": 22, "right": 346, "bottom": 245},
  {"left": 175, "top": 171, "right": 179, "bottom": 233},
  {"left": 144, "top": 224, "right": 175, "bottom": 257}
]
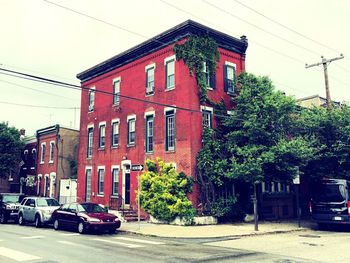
[{"left": 109, "top": 194, "right": 124, "bottom": 211}]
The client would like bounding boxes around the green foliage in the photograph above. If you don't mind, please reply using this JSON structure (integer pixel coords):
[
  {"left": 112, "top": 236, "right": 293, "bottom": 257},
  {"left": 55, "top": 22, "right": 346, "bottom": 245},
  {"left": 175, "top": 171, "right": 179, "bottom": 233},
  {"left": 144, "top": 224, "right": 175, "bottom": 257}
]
[
  {"left": 140, "top": 158, "right": 195, "bottom": 224},
  {"left": 0, "top": 122, "right": 24, "bottom": 178},
  {"left": 174, "top": 35, "right": 219, "bottom": 103},
  {"left": 197, "top": 72, "right": 315, "bottom": 216},
  {"left": 210, "top": 196, "right": 238, "bottom": 217},
  {"left": 297, "top": 105, "right": 350, "bottom": 179}
]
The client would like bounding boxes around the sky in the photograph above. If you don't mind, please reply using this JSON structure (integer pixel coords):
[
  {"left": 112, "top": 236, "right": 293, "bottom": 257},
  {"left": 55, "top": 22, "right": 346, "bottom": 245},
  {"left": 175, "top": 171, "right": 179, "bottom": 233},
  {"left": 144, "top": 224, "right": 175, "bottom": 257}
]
[{"left": 1, "top": 0, "right": 349, "bottom": 136}]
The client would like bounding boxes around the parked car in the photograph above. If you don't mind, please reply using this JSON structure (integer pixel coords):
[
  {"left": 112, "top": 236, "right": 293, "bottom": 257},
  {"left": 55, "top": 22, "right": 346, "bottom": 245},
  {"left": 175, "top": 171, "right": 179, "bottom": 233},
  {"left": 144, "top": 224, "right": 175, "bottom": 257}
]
[
  {"left": 51, "top": 202, "right": 121, "bottom": 234},
  {"left": 310, "top": 178, "right": 350, "bottom": 228},
  {"left": 18, "top": 196, "right": 60, "bottom": 227},
  {"left": 0, "top": 193, "right": 25, "bottom": 224}
]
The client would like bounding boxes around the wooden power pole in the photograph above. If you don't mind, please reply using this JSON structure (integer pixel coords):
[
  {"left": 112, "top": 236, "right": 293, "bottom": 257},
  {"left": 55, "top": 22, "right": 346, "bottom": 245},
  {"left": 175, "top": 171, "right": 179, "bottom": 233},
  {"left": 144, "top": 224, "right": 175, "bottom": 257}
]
[{"left": 305, "top": 54, "right": 344, "bottom": 109}]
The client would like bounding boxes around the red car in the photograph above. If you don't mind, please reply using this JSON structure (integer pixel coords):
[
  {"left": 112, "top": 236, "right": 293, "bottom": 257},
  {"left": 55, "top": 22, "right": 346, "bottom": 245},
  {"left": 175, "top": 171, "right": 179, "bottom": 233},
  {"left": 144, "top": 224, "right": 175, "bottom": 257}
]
[{"left": 51, "top": 202, "right": 121, "bottom": 234}]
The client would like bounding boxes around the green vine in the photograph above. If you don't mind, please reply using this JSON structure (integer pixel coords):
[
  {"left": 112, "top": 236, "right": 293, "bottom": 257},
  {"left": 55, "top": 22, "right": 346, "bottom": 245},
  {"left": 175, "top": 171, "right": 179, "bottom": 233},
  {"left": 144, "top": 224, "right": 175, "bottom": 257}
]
[{"left": 174, "top": 36, "right": 220, "bottom": 103}]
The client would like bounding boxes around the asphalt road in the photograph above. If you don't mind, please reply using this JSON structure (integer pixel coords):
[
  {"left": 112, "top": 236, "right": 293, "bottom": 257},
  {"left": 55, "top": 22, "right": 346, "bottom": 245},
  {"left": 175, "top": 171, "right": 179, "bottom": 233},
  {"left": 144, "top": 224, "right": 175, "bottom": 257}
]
[{"left": 1, "top": 223, "right": 348, "bottom": 263}]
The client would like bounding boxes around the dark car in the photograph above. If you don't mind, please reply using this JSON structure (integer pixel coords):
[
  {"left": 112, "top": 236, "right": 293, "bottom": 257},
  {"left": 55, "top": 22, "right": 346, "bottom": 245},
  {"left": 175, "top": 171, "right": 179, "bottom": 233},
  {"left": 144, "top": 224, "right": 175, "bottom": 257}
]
[
  {"left": 51, "top": 202, "right": 121, "bottom": 234},
  {"left": 0, "top": 193, "right": 25, "bottom": 223},
  {"left": 310, "top": 178, "right": 350, "bottom": 228}
]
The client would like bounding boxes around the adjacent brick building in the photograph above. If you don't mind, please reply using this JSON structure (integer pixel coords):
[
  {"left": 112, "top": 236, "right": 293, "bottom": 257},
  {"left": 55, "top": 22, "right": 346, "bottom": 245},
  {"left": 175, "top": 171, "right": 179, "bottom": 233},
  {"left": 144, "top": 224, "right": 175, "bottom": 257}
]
[
  {"left": 19, "top": 133, "right": 37, "bottom": 195},
  {"left": 36, "top": 125, "right": 79, "bottom": 200},
  {"left": 76, "top": 20, "right": 248, "bottom": 213}
]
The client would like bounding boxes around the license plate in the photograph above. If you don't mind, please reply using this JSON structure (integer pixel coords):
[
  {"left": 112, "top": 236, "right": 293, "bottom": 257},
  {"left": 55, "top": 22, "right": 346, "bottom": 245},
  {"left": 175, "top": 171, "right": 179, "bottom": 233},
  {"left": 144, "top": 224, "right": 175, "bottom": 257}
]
[{"left": 333, "top": 216, "right": 342, "bottom": 221}]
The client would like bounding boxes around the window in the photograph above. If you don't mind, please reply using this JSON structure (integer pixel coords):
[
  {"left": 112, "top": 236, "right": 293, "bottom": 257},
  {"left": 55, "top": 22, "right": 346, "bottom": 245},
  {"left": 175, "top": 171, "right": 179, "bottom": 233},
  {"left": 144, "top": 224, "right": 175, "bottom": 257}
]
[
  {"left": 203, "top": 61, "right": 216, "bottom": 89},
  {"left": 202, "top": 110, "right": 212, "bottom": 128},
  {"left": 111, "top": 120, "right": 119, "bottom": 147},
  {"left": 146, "top": 66, "right": 155, "bottom": 95},
  {"left": 49, "top": 141, "right": 54, "bottom": 163},
  {"left": 87, "top": 127, "right": 93, "bottom": 158},
  {"left": 165, "top": 56, "right": 175, "bottom": 89},
  {"left": 224, "top": 62, "right": 236, "bottom": 94},
  {"left": 112, "top": 167, "right": 119, "bottom": 196},
  {"left": 127, "top": 117, "right": 136, "bottom": 145},
  {"left": 24, "top": 150, "right": 28, "bottom": 161},
  {"left": 40, "top": 143, "right": 46, "bottom": 163},
  {"left": 145, "top": 115, "right": 154, "bottom": 153},
  {"left": 32, "top": 149, "right": 36, "bottom": 161},
  {"left": 98, "top": 168, "right": 105, "bottom": 195},
  {"left": 165, "top": 110, "right": 175, "bottom": 151},
  {"left": 99, "top": 123, "right": 106, "bottom": 148},
  {"left": 85, "top": 167, "right": 92, "bottom": 202},
  {"left": 113, "top": 79, "right": 120, "bottom": 105},
  {"left": 88, "top": 87, "right": 95, "bottom": 112}
]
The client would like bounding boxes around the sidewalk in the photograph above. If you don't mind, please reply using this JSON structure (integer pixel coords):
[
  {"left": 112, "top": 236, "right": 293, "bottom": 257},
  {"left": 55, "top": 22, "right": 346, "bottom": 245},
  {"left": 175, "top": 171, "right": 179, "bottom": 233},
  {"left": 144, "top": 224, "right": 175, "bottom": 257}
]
[{"left": 119, "top": 220, "right": 314, "bottom": 238}]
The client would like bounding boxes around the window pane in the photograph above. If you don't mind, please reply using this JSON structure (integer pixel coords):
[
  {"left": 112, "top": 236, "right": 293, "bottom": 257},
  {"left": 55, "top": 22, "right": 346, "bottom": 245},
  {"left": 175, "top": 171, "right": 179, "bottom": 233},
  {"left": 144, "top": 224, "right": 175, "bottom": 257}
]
[
  {"left": 146, "top": 116, "right": 154, "bottom": 152},
  {"left": 113, "top": 81, "right": 120, "bottom": 105},
  {"left": 166, "top": 111, "right": 175, "bottom": 151},
  {"left": 112, "top": 122, "right": 119, "bottom": 146}
]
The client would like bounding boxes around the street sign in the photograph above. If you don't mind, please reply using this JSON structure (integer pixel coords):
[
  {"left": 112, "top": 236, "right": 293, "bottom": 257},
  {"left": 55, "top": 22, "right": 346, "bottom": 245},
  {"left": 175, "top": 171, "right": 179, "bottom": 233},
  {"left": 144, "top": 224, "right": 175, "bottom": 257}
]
[{"left": 131, "top": 164, "right": 144, "bottom": 171}]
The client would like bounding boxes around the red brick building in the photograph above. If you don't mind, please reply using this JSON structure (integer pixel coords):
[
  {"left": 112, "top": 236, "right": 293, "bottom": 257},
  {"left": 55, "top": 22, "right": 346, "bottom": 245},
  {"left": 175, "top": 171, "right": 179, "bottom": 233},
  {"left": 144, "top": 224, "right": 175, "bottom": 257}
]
[
  {"left": 36, "top": 125, "right": 79, "bottom": 201},
  {"left": 76, "top": 20, "right": 248, "bottom": 213}
]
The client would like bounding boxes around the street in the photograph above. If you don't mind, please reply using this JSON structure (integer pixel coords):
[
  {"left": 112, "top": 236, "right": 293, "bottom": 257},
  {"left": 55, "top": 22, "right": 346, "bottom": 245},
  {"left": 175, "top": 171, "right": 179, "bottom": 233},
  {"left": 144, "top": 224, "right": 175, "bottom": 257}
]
[{"left": 0, "top": 223, "right": 350, "bottom": 262}]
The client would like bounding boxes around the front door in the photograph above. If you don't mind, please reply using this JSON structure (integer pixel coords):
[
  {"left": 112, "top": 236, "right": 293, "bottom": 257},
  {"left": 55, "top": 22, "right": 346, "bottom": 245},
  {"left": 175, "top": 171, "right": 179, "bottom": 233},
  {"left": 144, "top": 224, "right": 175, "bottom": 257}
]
[{"left": 125, "top": 173, "right": 130, "bottom": 205}]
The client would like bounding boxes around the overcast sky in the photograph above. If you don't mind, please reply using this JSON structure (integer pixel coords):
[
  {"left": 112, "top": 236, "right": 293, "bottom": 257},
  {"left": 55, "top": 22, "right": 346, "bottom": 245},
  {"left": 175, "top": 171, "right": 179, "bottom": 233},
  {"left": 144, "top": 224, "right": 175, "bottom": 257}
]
[{"left": 1, "top": 0, "right": 349, "bottom": 136}]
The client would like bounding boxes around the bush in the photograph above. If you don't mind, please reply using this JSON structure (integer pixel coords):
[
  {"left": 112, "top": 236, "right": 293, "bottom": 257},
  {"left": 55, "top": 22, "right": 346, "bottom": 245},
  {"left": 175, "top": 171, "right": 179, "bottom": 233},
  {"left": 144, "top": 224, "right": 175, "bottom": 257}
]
[{"left": 140, "top": 158, "right": 195, "bottom": 224}]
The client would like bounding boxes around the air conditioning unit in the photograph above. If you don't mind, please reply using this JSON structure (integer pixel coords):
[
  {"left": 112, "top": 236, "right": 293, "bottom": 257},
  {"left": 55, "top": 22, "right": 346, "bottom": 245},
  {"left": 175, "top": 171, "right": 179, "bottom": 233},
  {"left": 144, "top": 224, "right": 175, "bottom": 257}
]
[{"left": 146, "top": 85, "right": 154, "bottom": 94}]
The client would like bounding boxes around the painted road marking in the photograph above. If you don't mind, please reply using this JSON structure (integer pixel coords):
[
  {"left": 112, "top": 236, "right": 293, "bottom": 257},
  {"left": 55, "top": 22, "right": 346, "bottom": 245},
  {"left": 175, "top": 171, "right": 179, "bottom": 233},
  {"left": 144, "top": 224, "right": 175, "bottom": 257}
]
[
  {"left": 114, "top": 237, "right": 165, "bottom": 245},
  {"left": 0, "top": 247, "right": 40, "bottom": 262},
  {"left": 57, "top": 240, "right": 80, "bottom": 246},
  {"left": 59, "top": 233, "right": 80, "bottom": 236},
  {"left": 20, "top": 235, "right": 44, "bottom": 240},
  {"left": 91, "top": 238, "right": 143, "bottom": 248}
]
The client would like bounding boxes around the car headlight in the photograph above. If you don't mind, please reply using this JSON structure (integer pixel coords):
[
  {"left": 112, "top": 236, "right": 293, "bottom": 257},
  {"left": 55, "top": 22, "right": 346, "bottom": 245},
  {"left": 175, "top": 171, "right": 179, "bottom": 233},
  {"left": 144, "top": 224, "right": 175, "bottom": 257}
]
[
  {"left": 88, "top": 217, "right": 100, "bottom": 222},
  {"left": 6, "top": 205, "right": 11, "bottom": 209},
  {"left": 114, "top": 218, "right": 120, "bottom": 222}
]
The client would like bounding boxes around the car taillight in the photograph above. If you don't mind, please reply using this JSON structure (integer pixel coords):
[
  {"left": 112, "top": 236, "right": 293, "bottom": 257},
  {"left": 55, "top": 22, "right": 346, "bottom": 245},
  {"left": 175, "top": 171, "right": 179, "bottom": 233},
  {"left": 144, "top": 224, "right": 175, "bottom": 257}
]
[
  {"left": 309, "top": 200, "right": 313, "bottom": 214},
  {"left": 347, "top": 201, "right": 350, "bottom": 216}
]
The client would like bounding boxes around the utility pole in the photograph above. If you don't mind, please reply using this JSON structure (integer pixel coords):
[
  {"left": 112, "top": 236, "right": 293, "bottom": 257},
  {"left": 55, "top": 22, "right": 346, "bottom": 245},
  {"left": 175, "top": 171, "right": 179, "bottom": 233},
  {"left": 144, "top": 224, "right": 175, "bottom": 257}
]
[{"left": 305, "top": 54, "right": 344, "bottom": 109}]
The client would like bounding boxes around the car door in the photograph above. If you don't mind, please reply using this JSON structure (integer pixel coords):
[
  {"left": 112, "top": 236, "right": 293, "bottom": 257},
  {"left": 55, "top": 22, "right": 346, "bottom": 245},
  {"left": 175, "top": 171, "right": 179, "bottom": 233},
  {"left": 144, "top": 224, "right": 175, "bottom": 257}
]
[
  {"left": 67, "top": 203, "right": 79, "bottom": 229},
  {"left": 23, "top": 198, "right": 36, "bottom": 222}
]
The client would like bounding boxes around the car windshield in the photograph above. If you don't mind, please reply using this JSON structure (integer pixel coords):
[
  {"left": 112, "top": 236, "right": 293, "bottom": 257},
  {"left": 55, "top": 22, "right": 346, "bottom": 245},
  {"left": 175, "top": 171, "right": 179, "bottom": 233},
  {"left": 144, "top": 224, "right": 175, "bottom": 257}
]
[
  {"left": 313, "top": 183, "right": 347, "bottom": 203},
  {"left": 2, "top": 195, "right": 20, "bottom": 203},
  {"left": 37, "top": 198, "right": 60, "bottom": 207},
  {"left": 80, "top": 203, "right": 106, "bottom": 213}
]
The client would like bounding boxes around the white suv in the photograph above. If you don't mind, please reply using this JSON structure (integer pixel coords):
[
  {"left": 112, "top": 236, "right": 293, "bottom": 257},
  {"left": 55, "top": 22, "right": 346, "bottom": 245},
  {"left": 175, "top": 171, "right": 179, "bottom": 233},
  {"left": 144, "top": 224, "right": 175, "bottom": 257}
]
[{"left": 18, "top": 197, "right": 60, "bottom": 228}]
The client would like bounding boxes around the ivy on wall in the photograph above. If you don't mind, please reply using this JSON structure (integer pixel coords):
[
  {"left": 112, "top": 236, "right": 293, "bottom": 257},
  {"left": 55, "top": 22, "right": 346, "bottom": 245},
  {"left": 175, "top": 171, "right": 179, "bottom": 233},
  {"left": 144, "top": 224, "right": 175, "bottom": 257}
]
[{"left": 173, "top": 35, "right": 220, "bottom": 103}]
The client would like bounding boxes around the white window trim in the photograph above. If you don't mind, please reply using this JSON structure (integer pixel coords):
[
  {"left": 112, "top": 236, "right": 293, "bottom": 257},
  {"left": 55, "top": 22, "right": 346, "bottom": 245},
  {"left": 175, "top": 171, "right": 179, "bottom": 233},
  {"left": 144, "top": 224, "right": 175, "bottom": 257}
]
[
  {"left": 164, "top": 55, "right": 176, "bottom": 65},
  {"left": 24, "top": 150, "right": 28, "bottom": 154},
  {"left": 49, "top": 140, "right": 55, "bottom": 163},
  {"left": 32, "top": 148, "right": 36, "bottom": 154},
  {"left": 88, "top": 86, "right": 95, "bottom": 111},
  {"left": 111, "top": 165, "right": 120, "bottom": 171},
  {"left": 87, "top": 123, "right": 94, "bottom": 129},
  {"left": 111, "top": 118, "right": 120, "bottom": 124},
  {"left": 97, "top": 166, "right": 105, "bottom": 196},
  {"left": 113, "top": 76, "right": 121, "bottom": 83},
  {"left": 200, "top": 106, "right": 214, "bottom": 113},
  {"left": 40, "top": 142, "right": 46, "bottom": 164},
  {"left": 99, "top": 121, "right": 106, "bottom": 127},
  {"left": 225, "top": 61, "right": 237, "bottom": 68},
  {"left": 144, "top": 111, "right": 155, "bottom": 118},
  {"left": 145, "top": 63, "right": 156, "bottom": 72},
  {"left": 127, "top": 114, "right": 137, "bottom": 122},
  {"left": 85, "top": 166, "right": 92, "bottom": 171},
  {"left": 164, "top": 106, "right": 177, "bottom": 114}
]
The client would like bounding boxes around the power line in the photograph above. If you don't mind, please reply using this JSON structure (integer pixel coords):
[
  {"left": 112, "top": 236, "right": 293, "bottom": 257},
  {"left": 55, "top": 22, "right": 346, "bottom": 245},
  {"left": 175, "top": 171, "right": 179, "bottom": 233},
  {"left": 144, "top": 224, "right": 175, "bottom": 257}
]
[
  {"left": 231, "top": 0, "right": 342, "bottom": 55},
  {"left": 0, "top": 100, "right": 79, "bottom": 109},
  {"left": 202, "top": 0, "right": 322, "bottom": 57},
  {"left": 0, "top": 78, "right": 77, "bottom": 101}
]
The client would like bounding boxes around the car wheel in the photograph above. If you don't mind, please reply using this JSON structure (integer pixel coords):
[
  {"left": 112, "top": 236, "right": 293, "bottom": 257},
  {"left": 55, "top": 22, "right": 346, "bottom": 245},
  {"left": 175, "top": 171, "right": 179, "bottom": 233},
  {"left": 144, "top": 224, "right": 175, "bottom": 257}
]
[
  {"left": 0, "top": 212, "right": 7, "bottom": 224},
  {"left": 18, "top": 214, "right": 25, "bottom": 225},
  {"left": 35, "top": 215, "right": 42, "bottom": 228},
  {"left": 78, "top": 222, "right": 85, "bottom": 234},
  {"left": 53, "top": 219, "right": 60, "bottom": 230}
]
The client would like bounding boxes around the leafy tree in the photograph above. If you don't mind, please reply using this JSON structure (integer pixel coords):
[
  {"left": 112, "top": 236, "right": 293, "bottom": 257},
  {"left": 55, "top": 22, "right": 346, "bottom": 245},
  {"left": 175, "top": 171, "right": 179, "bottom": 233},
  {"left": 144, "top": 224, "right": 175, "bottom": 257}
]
[
  {"left": 0, "top": 122, "right": 24, "bottom": 178},
  {"left": 298, "top": 105, "right": 350, "bottom": 179},
  {"left": 139, "top": 158, "right": 195, "bottom": 224},
  {"left": 197, "top": 72, "right": 315, "bottom": 216}
]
